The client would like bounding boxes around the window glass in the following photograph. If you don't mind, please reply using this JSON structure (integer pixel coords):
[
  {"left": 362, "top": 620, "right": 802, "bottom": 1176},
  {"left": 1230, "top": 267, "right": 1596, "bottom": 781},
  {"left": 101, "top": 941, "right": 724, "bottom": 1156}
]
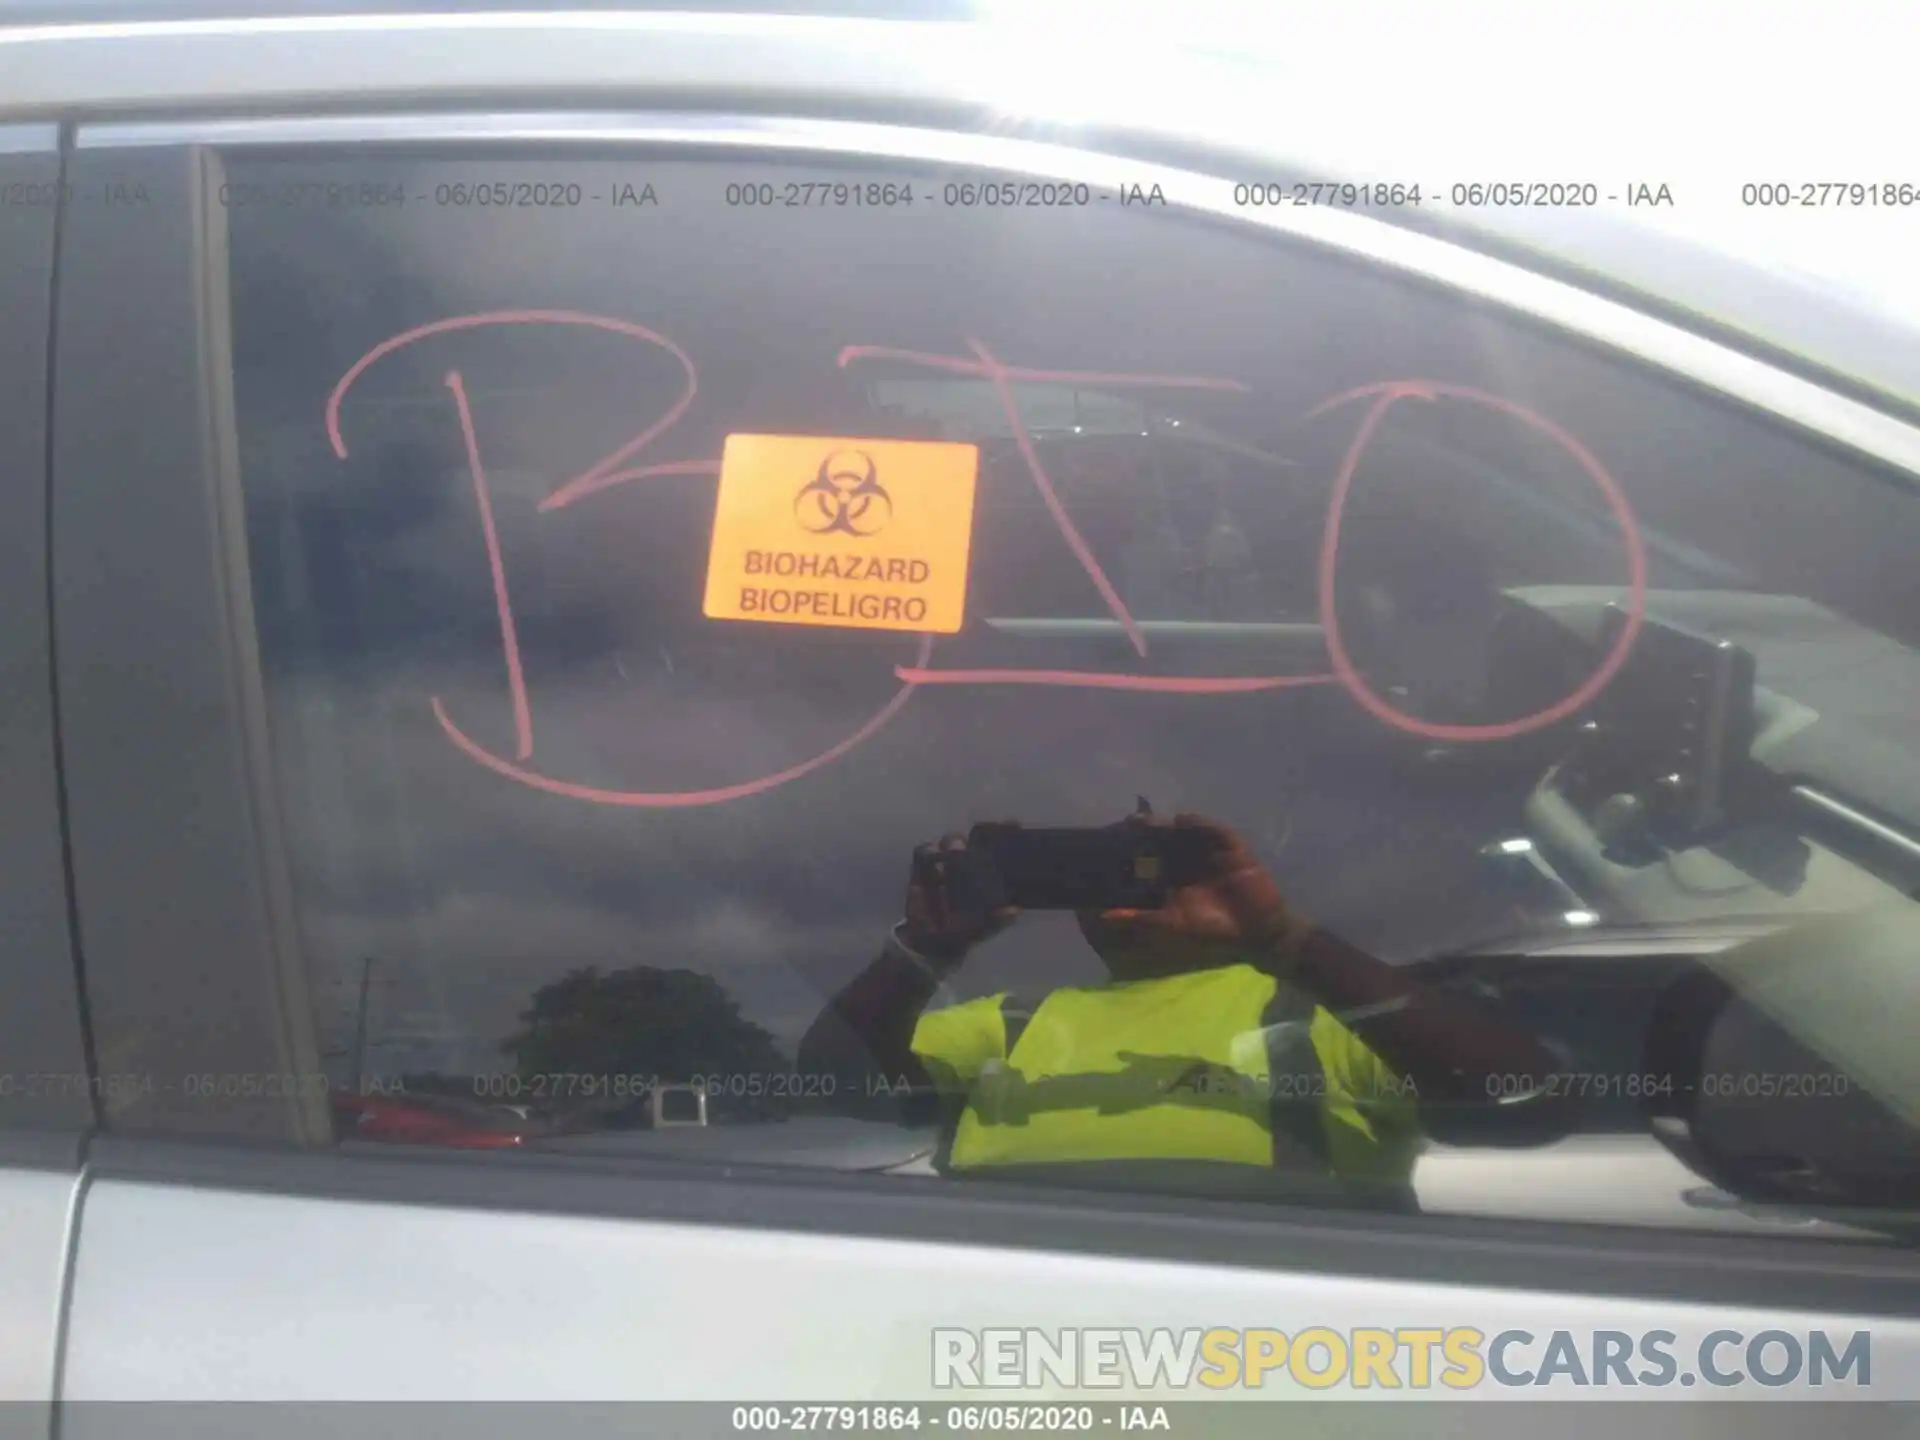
[{"left": 223, "top": 152, "right": 1920, "bottom": 1224}]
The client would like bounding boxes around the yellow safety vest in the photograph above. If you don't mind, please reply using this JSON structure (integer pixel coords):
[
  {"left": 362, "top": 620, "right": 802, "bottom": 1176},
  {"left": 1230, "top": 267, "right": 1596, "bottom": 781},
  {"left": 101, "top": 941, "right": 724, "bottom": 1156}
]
[{"left": 910, "top": 963, "right": 1419, "bottom": 1188}]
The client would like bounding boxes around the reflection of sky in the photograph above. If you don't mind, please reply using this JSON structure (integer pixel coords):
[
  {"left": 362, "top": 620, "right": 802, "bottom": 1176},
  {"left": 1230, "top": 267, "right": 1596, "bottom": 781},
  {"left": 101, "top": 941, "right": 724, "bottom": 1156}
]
[
  {"left": 226, "top": 152, "right": 1920, "bottom": 1074},
  {"left": 988, "top": 1, "right": 1920, "bottom": 406}
]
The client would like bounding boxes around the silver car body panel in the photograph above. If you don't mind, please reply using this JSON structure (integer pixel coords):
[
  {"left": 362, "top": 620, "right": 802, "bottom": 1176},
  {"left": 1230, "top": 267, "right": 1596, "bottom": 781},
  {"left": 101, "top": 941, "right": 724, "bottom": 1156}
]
[
  {"left": 60, "top": 1175, "right": 1920, "bottom": 1401},
  {"left": 0, "top": 1161, "right": 83, "bottom": 1427}
]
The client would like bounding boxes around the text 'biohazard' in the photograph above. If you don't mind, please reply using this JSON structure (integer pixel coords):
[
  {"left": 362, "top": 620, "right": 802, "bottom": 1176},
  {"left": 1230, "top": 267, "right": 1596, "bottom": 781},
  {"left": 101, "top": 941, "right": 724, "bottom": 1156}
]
[{"left": 703, "top": 433, "right": 979, "bottom": 634}]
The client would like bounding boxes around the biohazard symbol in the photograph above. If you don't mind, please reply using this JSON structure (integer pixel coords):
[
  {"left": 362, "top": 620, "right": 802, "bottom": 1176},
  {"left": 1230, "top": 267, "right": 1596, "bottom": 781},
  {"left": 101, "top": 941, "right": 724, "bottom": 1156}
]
[{"left": 793, "top": 449, "right": 892, "bottom": 537}]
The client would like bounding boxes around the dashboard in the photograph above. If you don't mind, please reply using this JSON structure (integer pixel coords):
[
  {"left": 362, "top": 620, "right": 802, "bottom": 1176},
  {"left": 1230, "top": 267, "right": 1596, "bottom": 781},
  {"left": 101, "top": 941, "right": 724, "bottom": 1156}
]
[{"left": 1498, "top": 587, "right": 1920, "bottom": 929}]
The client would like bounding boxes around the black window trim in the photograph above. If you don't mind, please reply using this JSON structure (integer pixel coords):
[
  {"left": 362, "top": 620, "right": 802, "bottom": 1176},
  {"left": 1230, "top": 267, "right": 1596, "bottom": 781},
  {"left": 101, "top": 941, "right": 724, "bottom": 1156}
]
[{"left": 0, "top": 117, "right": 94, "bottom": 1135}]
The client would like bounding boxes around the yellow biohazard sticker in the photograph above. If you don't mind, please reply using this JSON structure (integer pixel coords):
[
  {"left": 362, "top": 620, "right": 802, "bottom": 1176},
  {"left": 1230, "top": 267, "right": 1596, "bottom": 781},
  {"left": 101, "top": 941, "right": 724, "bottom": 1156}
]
[{"left": 702, "top": 433, "right": 979, "bottom": 634}]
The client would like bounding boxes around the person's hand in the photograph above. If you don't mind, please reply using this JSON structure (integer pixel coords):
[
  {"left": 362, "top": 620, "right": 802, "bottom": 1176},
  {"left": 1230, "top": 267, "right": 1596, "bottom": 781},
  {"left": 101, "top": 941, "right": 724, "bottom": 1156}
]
[
  {"left": 1079, "top": 813, "right": 1311, "bottom": 972},
  {"left": 899, "top": 833, "right": 1019, "bottom": 962}
]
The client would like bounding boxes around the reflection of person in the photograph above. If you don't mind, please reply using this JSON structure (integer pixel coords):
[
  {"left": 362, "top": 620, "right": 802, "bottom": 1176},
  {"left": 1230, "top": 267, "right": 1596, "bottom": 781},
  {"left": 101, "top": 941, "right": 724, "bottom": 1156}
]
[{"left": 798, "top": 813, "right": 1571, "bottom": 1208}]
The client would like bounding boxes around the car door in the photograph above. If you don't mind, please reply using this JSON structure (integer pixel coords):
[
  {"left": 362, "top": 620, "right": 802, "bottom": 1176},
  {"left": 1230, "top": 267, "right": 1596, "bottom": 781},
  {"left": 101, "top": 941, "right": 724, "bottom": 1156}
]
[{"left": 25, "top": 15, "right": 1920, "bottom": 1438}]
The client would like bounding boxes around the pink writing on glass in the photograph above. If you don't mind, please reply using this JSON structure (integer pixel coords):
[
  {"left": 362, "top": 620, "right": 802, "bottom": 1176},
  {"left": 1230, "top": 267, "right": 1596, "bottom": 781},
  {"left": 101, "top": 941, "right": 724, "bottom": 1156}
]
[
  {"left": 327, "top": 315, "right": 1646, "bottom": 809},
  {"left": 328, "top": 310, "right": 926, "bottom": 809}
]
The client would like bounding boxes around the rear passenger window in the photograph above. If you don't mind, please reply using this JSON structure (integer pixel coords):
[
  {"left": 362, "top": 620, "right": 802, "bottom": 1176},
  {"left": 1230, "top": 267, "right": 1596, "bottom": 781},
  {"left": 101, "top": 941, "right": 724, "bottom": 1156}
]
[{"left": 219, "top": 151, "right": 1920, "bottom": 1222}]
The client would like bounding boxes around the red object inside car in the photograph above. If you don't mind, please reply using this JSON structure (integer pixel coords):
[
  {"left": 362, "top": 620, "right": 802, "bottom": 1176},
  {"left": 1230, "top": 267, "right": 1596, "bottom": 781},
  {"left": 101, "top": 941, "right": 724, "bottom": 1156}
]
[{"left": 330, "top": 1091, "right": 530, "bottom": 1149}]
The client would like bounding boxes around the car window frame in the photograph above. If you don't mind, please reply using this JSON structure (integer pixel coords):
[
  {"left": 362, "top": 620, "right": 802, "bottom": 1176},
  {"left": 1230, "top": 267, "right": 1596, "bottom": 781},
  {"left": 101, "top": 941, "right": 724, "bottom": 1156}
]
[
  {"left": 0, "top": 119, "right": 94, "bottom": 1136},
  {"left": 43, "top": 109, "right": 1920, "bottom": 1312}
]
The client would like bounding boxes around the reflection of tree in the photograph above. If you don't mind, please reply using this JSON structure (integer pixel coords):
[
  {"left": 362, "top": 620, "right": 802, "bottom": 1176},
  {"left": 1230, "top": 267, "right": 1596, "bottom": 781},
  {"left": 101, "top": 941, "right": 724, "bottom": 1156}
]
[{"left": 503, "top": 965, "right": 786, "bottom": 1091}]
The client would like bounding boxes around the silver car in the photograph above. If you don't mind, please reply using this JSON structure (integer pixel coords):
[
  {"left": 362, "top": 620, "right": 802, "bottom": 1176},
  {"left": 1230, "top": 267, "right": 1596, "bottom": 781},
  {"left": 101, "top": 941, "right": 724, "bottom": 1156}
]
[{"left": 2, "top": 6, "right": 1917, "bottom": 1437}]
